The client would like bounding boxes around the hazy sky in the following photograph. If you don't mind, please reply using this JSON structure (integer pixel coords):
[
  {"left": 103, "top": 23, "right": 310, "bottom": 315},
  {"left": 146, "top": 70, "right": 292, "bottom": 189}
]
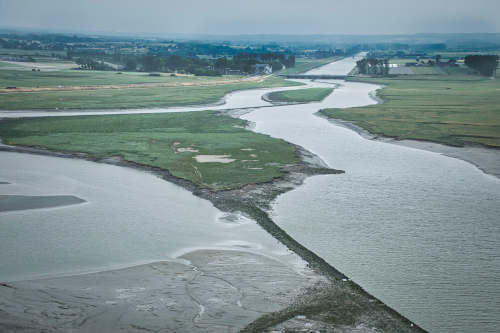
[{"left": 1, "top": 0, "right": 499, "bottom": 35}]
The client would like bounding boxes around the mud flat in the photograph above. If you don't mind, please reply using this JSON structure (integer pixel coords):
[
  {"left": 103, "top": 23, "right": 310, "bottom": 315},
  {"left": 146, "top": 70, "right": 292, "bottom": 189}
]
[
  {"left": 390, "top": 140, "right": 500, "bottom": 179},
  {"left": 0, "top": 250, "right": 321, "bottom": 333},
  {"left": 0, "top": 194, "right": 85, "bottom": 212},
  {"left": 0, "top": 149, "right": 328, "bottom": 332}
]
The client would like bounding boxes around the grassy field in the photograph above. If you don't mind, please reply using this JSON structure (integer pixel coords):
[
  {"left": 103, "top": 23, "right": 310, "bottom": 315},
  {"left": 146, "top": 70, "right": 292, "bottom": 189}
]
[
  {"left": 429, "top": 51, "right": 500, "bottom": 58},
  {"left": 388, "top": 58, "right": 417, "bottom": 65},
  {"left": 0, "top": 48, "right": 67, "bottom": 57},
  {"left": 266, "top": 88, "right": 333, "bottom": 103},
  {"left": 0, "top": 69, "right": 242, "bottom": 88},
  {"left": 0, "top": 111, "right": 299, "bottom": 190},
  {"left": 388, "top": 58, "right": 474, "bottom": 75},
  {"left": 0, "top": 61, "right": 21, "bottom": 68},
  {"left": 320, "top": 74, "right": 500, "bottom": 148},
  {"left": 0, "top": 76, "right": 302, "bottom": 110},
  {"left": 411, "top": 66, "right": 472, "bottom": 75},
  {"left": 279, "top": 57, "right": 341, "bottom": 75}
]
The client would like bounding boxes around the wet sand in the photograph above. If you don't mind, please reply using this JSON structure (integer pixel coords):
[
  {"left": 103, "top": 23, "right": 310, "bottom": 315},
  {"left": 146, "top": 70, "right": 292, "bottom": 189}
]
[
  {"left": 0, "top": 194, "right": 86, "bottom": 212},
  {"left": 0, "top": 249, "right": 321, "bottom": 333}
]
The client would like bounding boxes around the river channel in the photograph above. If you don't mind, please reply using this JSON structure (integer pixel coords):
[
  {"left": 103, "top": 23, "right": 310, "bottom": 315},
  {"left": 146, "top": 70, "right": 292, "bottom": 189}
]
[{"left": 243, "top": 57, "right": 500, "bottom": 333}]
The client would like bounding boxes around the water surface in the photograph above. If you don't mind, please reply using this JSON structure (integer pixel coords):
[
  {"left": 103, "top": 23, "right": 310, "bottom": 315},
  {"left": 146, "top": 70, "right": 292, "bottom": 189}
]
[
  {"left": 0, "top": 152, "right": 293, "bottom": 282},
  {"left": 242, "top": 57, "right": 500, "bottom": 333}
]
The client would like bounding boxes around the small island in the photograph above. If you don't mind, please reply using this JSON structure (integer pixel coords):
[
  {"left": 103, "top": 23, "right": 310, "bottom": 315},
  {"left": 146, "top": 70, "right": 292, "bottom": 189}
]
[{"left": 265, "top": 87, "right": 334, "bottom": 104}]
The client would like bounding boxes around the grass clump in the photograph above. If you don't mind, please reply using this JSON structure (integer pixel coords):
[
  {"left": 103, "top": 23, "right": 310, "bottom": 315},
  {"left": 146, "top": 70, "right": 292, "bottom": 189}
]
[
  {"left": 0, "top": 111, "right": 299, "bottom": 190},
  {"left": 267, "top": 88, "right": 333, "bottom": 104}
]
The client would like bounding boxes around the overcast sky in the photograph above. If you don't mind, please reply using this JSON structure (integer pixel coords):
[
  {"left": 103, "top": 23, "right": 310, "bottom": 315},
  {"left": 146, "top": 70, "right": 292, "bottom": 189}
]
[{"left": 1, "top": 0, "right": 499, "bottom": 35}]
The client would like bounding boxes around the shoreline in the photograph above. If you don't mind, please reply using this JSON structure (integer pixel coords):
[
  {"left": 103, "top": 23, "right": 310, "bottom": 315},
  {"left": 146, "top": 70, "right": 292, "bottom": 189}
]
[
  {"left": 0, "top": 138, "right": 346, "bottom": 278},
  {"left": 316, "top": 112, "right": 500, "bottom": 180},
  {"left": 316, "top": 78, "right": 500, "bottom": 180},
  {"left": 0, "top": 129, "right": 426, "bottom": 332}
]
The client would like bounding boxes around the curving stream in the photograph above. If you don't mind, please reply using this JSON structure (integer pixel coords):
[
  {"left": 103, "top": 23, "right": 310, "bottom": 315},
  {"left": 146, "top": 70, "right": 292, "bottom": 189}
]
[
  {"left": 1, "top": 56, "right": 500, "bottom": 333},
  {"left": 242, "top": 58, "right": 500, "bottom": 333}
]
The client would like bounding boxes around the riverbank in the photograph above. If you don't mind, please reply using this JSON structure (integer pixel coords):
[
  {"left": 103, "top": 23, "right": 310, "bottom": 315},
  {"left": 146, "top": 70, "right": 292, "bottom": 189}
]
[
  {"left": 317, "top": 80, "right": 500, "bottom": 179},
  {"left": 0, "top": 133, "right": 426, "bottom": 332},
  {"left": 320, "top": 74, "right": 500, "bottom": 148},
  {"left": 322, "top": 114, "right": 500, "bottom": 179}
]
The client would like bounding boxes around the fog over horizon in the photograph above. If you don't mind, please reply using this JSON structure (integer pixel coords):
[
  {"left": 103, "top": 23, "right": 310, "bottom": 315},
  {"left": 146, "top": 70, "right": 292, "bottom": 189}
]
[{"left": 1, "top": 0, "right": 499, "bottom": 36}]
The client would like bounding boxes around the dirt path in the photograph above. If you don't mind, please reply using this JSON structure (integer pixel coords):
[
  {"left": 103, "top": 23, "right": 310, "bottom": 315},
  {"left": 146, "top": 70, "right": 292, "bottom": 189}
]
[{"left": 0, "top": 75, "right": 269, "bottom": 93}]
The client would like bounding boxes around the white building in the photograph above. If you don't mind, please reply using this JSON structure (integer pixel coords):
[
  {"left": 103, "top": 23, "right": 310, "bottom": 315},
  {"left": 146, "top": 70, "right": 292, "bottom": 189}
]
[{"left": 254, "top": 64, "right": 272, "bottom": 75}]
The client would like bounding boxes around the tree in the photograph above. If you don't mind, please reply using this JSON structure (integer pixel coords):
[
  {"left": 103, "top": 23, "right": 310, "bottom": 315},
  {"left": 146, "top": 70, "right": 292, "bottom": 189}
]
[
  {"left": 270, "top": 61, "right": 283, "bottom": 71},
  {"left": 384, "top": 59, "right": 390, "bottom": 75},
  {"left": 356, "top": 59, "right": 368, "bottom": 74},
  {"left": 214, "top": 57, "right": 228, "bottom": 69},
  {"left": 464, "top": 55, "right": 498, "bottom": 77},
  {"left": 142, "top": 55, "right": 162, "bottom": 72},
  {"left": 125, "top": 58, "right": 137, "bottom": 71}
]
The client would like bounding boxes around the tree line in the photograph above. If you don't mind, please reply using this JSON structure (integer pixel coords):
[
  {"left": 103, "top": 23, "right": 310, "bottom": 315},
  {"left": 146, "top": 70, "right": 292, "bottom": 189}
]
[
  {"left": 100, "top": 52, "right": 295, "bottom": 76},
  {"left": 75, "top": 57, "right": 114, "bottom": 71},
  {"left": 464, "top": 55, "right": 498, "bottom": 76},
  {"left": 356, "top": 58, "right": 390, "bottom": 75}
]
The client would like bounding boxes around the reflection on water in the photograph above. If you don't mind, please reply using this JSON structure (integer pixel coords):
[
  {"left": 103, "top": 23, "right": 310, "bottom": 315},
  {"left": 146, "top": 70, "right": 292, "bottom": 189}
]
[{"left": 242, "top": 56, "right": 500, "bottom": 333}]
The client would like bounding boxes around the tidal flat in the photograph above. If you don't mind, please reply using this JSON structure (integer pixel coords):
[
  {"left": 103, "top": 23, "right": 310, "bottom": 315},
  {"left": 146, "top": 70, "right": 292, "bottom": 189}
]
[{"left": 0, "top": 194, "right": 85, "bottom": 212}]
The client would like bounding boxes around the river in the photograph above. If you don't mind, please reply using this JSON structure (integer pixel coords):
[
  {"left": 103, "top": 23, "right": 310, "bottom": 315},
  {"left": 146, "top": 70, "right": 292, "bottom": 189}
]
[
  {"left": 1, "top": 56, "right": 500, "bottom": 333},
  {"left": 242, "top": 57, "right": 500, "bottom": 333}
]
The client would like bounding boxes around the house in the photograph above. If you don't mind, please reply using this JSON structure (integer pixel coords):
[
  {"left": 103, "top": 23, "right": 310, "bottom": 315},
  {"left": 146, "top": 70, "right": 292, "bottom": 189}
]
[
  {"left": 254, "top": 64, "right": 272, "bottom": 75},
  {"left": 224, "top": 68, "right": 243, "bottom": 75}
]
